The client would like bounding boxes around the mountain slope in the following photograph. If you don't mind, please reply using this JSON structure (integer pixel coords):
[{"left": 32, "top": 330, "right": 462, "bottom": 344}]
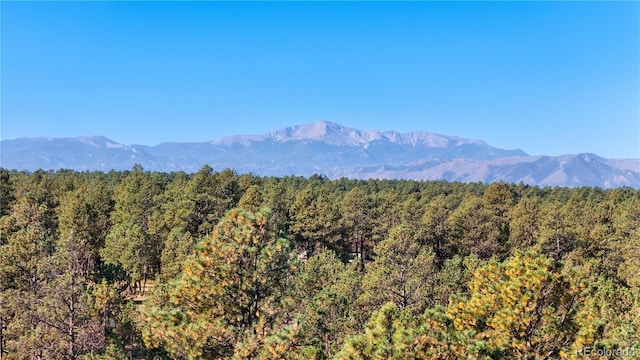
[{"left": 1, "top": 121, "right": 638, "bottom": 188}]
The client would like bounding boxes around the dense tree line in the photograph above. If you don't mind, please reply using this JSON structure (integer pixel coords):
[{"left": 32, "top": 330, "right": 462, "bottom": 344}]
[{"left": 1, "top": 166, "right": 639, "bottom": 359}]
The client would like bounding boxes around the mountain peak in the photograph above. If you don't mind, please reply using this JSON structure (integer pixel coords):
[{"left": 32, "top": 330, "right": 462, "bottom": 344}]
[
  {"left": 72, "top": 136, "right": 126, "bottom": 149},
  {"left": 212, "top": 121, "right": 516, "bottom": 149},
  {"left": 2, "top": 122, "right": 638, "bottom": 188},
  {"left": 268, "top": 121, "right": 379, "bottom": 145}
]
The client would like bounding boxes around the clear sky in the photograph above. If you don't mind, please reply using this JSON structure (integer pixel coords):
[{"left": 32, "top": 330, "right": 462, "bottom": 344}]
[{"left": 2, "top": 1, "right": 639, "bottom": 158}]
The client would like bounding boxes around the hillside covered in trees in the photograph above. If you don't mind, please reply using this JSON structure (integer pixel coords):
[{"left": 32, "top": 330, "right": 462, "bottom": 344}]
[{"left": 1, "top": 166, "right": 639, "bottom": 359}]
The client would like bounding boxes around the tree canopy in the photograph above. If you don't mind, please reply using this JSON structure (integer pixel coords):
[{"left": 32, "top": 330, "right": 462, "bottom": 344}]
[{"left": 1, "top": 167, "right": 638, "bottom": 359}]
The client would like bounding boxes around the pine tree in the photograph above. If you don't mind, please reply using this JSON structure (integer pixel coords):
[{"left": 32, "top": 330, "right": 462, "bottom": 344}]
[
  {"left": 141, "top": 208, "right": 295, "bottom": 359},
  {"left": 290, "top": 186, "right": 345, "bottom": 257},
  {"left": 447, "top": 195, "right": 503, "bottom": 260},
  {"left": 101, "top": 166, "right": 162, "bottom": 295},
  {"left": 334, "top": 302, "right": 418, "bottom": 360},
  {"left": 0, "top": 192, "right": 58, "bottom": 358},
  {"left": 446, "top": 251, "right": 590, "bottom": 359},
  {"left": 341, "top": 188, "right": 373, "bottom": 267},
  {"left": 419, "top": 195, "right": 456, "bottom": 263},
  {"left": 238, "top": 185, "right": 264, "bottom": 213},
  {"left": 358, "top": 225, "right": 437, "bottom": 315}
]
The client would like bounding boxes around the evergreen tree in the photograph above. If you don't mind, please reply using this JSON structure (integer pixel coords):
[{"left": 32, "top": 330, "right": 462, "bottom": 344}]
[
  {"left": 238, "top": 185, "right": 264, "bottom": 213},
  {"left": 290, "top": 186, "right": 345, "bottom": 257},
  {"left": 286, "top": 249, "right": 361, "bottom": 358},
  {"left": 0, "top": 169, "right": 15, "bottom": 218},
  {"left": 101, "top": 166, "right": 162, "bottom": 295},
  {"left": 446, "top": 251, "right": 591, "bottom": 359},
  {"left": 534, "top": 202, "right": 576, "bottom": 260},
  {"left": 419, "top": 195, "right": 456, "bottom": 263},
  {"left": 448, "top": 195, "right": 503, "bottom": 260},
  {"left": 57, "top": 180, "right": 113, "bottom": 279},
  {"left": 0, "top": 192, "right": 58, "bottom": 358},
  {"left": 151, "top": 172, "right": 197, "bottom": 281},
  {"left": 370, "top": 189, "right": 402, "bottom": 245},
  {"left": 341, "top": 188, "right": 373, "bottom": 267},
  {"left": 334, "top": 302, "right": 418, "bottom": 360},
  {"left": 141, "top": 208, "right": 295, "bottom": 359},
  {"left": 507, "top": 196, "right": 541, "bottom": 254},
  {"left": 358, "top": 225, "right": 437, "bottom": 316}
]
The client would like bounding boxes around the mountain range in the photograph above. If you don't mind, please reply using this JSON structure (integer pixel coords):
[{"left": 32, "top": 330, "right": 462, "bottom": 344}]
[{"left": 1, "top": 121, "right": 639, "bottom": 188}]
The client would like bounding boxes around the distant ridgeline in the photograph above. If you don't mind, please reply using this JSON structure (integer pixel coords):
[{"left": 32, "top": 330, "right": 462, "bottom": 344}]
[
  {"left": 2, "top": 121, "right": 639, "bottom": 188},
  {"left": 1, "top": 167, "right": 639, "bottom": 358}
]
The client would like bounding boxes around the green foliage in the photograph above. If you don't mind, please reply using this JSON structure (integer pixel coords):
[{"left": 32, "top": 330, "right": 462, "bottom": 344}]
[
  {"left": 101, "top": 166, "right": 162, "bottom": 293},
  {"left": 0, "top": 169, "right": 15, "bottom": 217},
  {"left": 335, "top": 302, "right": 419, "bottom": 360},
  {"left": 140, "top": 208, "right": 295, "bottom": 359},
  {"left": 0, "top": 193, "right": 57, "bottom": 291},
  {"left": 57, "top": 180, "right": 113, "bottom": 278},
  {"left": 447, "top": 195, "right": 504, "bottom": 260},
  {"left": 286, "top": 249, "right": 364, "bottom": 358},
  {"left": 1, "top": 168, "right": 639, "bottom": 358},
  {"left": 339, "top": 251, "right": 608, "bottom": 360},
  {"left": 238, "top": 184, "right": 264, "bottom": 213},
  {"left": 358, "top": 225, "right": 437, "bottom": 315},
  {"left": 446, "top": 251, "right": 590, "bottom": 359},
  {"left": 419, "top": 195, "right": 456, "bottom": 262},
  {"left": 290, "top": 185, "right": 345, "bottom": 257},
  {"left": 342, "top": 188, "right": 374, "bottom": 266},
  {"left": 507, "top": 196, "right": 541, "bottom": 253}
]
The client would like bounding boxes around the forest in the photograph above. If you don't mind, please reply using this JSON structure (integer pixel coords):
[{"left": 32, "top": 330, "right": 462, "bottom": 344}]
[{"left": 0, "top": 165, "right": 639, "bottom": 359}]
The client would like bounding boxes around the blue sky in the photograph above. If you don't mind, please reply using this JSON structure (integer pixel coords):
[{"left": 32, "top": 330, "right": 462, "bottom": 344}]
[{"left": 2, "top": 1, "right": 639, "bottom": 158}]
